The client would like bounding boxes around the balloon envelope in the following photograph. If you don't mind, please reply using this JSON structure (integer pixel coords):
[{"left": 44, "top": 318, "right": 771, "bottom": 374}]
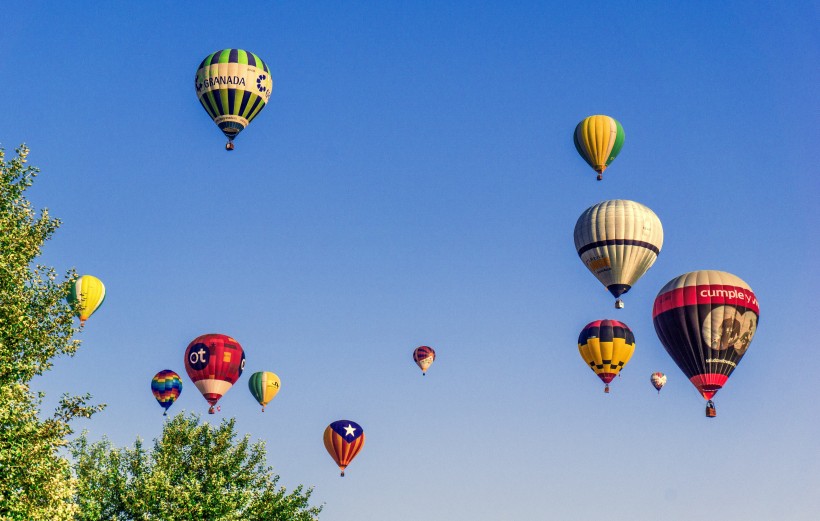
[
  {"left": 66, "top": 275, "right": 106, "bottom": 325},
  {"left": 578, "top": 319, "right": 635, "bottom": 391},
  {"left": 413, "top": 345, "right": 436, "bottom": 375},
  {"left": 574, "top": 115, "right": 625, "bottom": 180},
  {"left": 151, "top": 370, "right": 182, "bottom": 415},
  {"left": 323, "top": 420, "right": 365, "bottom": 477},
  {"left": 574, "top": 200, "right": 663, "bottom": 304},
  {"left": 183, "top": 333, "right": 245, "bottom": 413},
  {"left": 653, "top": 270, "right": 759, "bottom": 402},
  {"left": 194, "top": 49, "right": 272, "bottom": 147},
  {"left": 650, "top": 372, "right": 667, "bottom": 393},
  {"left": 248, "top": 371, "right": 281, "bottom": 411}
]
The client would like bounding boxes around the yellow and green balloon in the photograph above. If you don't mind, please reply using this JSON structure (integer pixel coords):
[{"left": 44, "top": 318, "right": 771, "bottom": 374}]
[
  {"left": 248, "top": 371, "right": 281, "bottom": 411},
  {"left": 574, "top": 115, "right": 625, "bottom": 180},
  {"left": 66, "top": 275, "right": 106, "bottom": 326},
  {"left": 195, "top": 48, "right": 273, "bottom": 150}
]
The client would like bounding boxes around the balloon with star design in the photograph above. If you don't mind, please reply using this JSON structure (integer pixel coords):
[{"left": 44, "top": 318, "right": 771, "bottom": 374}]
[{"left": 323, "top": 420, "right": 365, "bottom": 477}]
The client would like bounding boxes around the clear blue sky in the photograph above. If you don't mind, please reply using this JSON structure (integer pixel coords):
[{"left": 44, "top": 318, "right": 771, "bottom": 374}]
[{"left": 2, "top": 2, "right": 818, "bottom": 519}]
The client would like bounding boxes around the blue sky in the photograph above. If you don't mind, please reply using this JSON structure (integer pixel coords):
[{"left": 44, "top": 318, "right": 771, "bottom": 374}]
[{"left": 2, "top": 2, "right": 818, "bottom": 519}]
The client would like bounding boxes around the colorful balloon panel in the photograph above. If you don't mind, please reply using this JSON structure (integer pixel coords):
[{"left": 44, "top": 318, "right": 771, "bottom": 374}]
[
  {"left": 184, "top": 333, "right": 245, "bottom": 413},
  {"left": 323, "top": 420, "right": 365, "bottom": 477},
  {"left": 578, "top": 319, "right": 636, "bottom": 391},
  {"left": 573, "top": 115, "right": 625, "bottom": 180},
  {"left": 151, "top": 370, "right": 182, "bottom": 415},
  {"left": 650, "top": 372, "right": 667, "bottom": 393},
  {"left": 194, "top": 48, "right": 272, "bottom": 147},
  {"left": 653, "top": 270, "right": 759, "bottom": 401},
  {"left": 248, "top": 371, "right": 281, "bottom": 411},
  {"left": 574, "top": 200, "right": 663, "bottom": 303},
  {"left": 66, "top": 274, "right": 106, "bottom": 325},
  {"left": 413, "top": 345, "right": 436, "bottom": 375}
]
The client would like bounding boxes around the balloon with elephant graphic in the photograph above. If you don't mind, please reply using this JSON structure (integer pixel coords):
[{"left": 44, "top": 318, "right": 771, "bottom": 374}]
[{"left": 653, "top": 270, "right": 759, "bottom": 417}]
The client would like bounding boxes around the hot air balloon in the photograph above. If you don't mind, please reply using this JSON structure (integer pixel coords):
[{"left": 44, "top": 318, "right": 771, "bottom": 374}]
[
  {"left": 653, "top": 270, "right": 759, "bottom": 418},
  {"left": 413, "top": 345, "right": 436, "bottom": 375},
  {"left": 184, "top": 333, "right": 245, "bottom": 414},
  {"left": 151, "top": 370, "right": 182, "bottom": 416},
  {"left": 66, "top": 275, "right": 106, "bottom": 326},
  {"left": 194, "top": 48, "right": 273, "bottom": 150},
  {"left": 248, "top": 371, "right": 281, "bottom": 412},
  {"left": 323, "top": 420, "right": 365, "bottom": 477},
  {"left": 650, "top": 372, "right": 667, "bottom": 394},
  {"left": 578, "top": 320, "right": 635, "bottom": 393},
  {"left": 573, "top": 115, "right": 625, "bottom": 180},
  {"left": 574, "top": 200, "right": 663, "bottom": 308}
]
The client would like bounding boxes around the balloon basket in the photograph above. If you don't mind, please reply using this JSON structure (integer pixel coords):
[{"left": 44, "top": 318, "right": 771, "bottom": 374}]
[
  {"left": 597, "top": 173, "right": 603, "bottom": 181},
  {"left": 226, "top": 141, "right": 235, "bottom": 151},
  {"left": 604, "top": 385, "right": 610, "bottom": 394},
  {"left": 615, "top": 299, "right": 624, "bottom": 309},
  {"left": 705, "top": 401, "right": 716, "bottom": 418}
]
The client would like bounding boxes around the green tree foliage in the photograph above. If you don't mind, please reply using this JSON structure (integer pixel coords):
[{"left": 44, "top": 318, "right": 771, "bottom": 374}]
[
  {"left": 72, "top": 414, "right": 323, "bottom": 521},
  {"left": 0, "top": 145, "right": 104, "bottom": 521}
]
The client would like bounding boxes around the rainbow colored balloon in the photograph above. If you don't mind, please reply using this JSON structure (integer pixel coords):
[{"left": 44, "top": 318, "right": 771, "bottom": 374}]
[{"left": 151, "top": 370, "right": 182, "bottom": 416}]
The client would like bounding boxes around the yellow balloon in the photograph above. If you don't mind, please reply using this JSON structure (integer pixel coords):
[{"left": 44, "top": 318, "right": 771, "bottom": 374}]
[
  {"left": 67, "top": 275, "right": 106, "bottom": 326},
  {"left": 248, "top": 371, "right": 281, "bottom": 411},
  {"left": 573, "top": 115, "right": 625, "bottom": 180}
]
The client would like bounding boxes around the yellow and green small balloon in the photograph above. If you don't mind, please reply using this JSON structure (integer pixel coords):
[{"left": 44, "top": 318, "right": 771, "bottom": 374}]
[
  {"left": 248, "top": 371, "right": 281, "bottom": 411},
  {"left": 66, "top": 275, "right": 105, "bottom": 326}
]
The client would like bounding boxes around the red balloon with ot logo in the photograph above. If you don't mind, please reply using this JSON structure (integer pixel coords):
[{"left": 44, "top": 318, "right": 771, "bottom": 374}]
[{"left": 184, "top": 333, "right": 246, "bottom": 414}]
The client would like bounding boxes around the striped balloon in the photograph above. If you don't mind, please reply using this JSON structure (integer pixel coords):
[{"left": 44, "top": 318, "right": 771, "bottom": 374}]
[
  {"left": 194, "top": 49, "right": 273, "bottom": 150},
  {"left": 578, "top": 319, "right": 636, "bottom": 393},
  {"left": 412, "top": 345, "right": 436, "bottom": 375},
  {"left": 653, "top": 271, "right": 759, "bottom": 415},
  {"left": 248, "top": 371, "right": 281, "bottom": 412},
  {"left": 66, "top": 274, "right": 106, "bottom": 326},
  {"left": 151, "top": 370, "right": 182, "bottom": 415},
  {"left": 574, "top": 200, "right": 663, "bottom": 308},
  {"left": 323, "top": 420, "right": 365, "bottom": 477},
  {"left": 573, "top": 115, "right": 625, "bottom": 180}
]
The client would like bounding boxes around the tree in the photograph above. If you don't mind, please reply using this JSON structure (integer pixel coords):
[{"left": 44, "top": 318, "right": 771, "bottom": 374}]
[
  {"left": 72, "top": 413, "right": 323, "bottom": 521},
  {"left": 0, "top": 145, "right": 103, "bottom": 520}
]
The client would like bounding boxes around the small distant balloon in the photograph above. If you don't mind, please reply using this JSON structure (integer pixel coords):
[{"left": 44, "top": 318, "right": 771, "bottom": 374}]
[
  {"left": 323, "top": 420, "right": 365, "bottom": 477},
  {"left": 183, "top": 333, "right": 245, "bottom": 414},
  {"left": 66, "top": 275, "right": 106, "bottom": 326},
  {"left": 650, "top": 372, "right": 667, "bottom": 394},
  {"left": 151, "top": 370, "right": 182, "bottom": 415},
  {"left": 413, "top": 345, "right": 436, "bottom": 375},
  {"left": 248, "top": 371, "right": 281, "bottom": 412},
  {"left": 573, "top": 115, "right": 625, "bottom": 181}
]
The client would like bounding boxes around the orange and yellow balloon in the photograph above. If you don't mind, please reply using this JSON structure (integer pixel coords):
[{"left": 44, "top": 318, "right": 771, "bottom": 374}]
[{"left": 323, "top": 420, "right": 365, "bottom": 477}]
